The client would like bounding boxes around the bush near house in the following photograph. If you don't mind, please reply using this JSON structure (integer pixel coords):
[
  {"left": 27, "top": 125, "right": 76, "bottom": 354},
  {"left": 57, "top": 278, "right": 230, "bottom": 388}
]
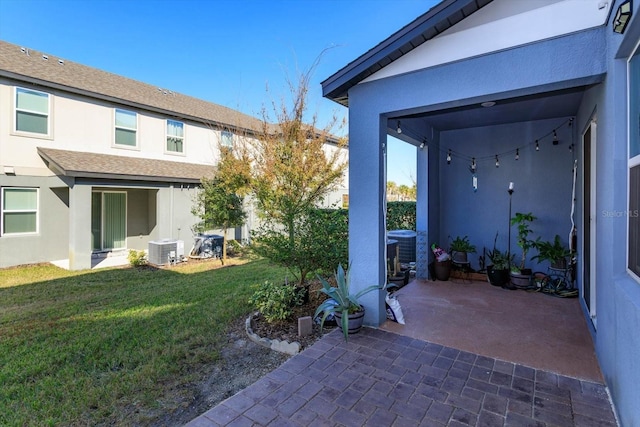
[{"left": 387, "top": 201, "right": 416, "bottom": 231}]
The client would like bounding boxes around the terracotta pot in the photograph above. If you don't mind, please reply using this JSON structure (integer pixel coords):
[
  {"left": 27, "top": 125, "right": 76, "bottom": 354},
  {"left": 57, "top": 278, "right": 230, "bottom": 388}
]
[{"left": 334, "top": 309, "right": 365, "bottom": 335}]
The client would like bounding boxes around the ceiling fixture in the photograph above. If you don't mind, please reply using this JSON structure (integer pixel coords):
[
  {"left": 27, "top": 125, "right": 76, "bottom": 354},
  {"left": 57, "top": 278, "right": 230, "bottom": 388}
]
[
  {"left": 613, "top": 0, "right": 632, "bottom": 34},
  {"left": 481, "top": 101, "right": 496, "bottom": 108}
]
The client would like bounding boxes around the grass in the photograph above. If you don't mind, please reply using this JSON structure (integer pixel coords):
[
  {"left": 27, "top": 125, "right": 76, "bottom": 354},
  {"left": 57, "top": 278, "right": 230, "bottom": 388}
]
[{"left": 0, "top": 258, "right": 288, "bottom": 426}]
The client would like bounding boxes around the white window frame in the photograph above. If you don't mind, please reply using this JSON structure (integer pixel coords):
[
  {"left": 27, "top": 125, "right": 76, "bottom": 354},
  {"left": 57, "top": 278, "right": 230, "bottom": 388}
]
[
  {"left": 627, "top": 40, "right": 640, "bottom": 283},
  {"left": 221, "top": 130, "right": 234, "bottom": 149},
  {"left": 13, "top": 87, "right": 52, "bottom": 138},
  {"left": 1, "top": 187, "right": 39, "bottom": 236},
  {"left": 113, "top": 108, "right": 138, "bottom": 149},
  {"left": 165, "top": 119, "right": 185, "bottom": 155}
]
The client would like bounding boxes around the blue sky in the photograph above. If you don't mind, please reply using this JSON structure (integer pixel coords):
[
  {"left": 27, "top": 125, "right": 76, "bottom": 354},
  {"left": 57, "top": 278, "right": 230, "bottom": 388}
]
[{"left": 0, "top": 0, "right": 440, "bottom": 185}]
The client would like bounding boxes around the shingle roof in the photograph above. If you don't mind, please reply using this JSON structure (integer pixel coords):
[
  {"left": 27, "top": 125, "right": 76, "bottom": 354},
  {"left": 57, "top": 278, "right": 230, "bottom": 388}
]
[
  {"left": 0, "top": 40, "right": 264, "bottom": 133},
  {"left": 37, "top": 148, "right": 214, "bottom": 183}
]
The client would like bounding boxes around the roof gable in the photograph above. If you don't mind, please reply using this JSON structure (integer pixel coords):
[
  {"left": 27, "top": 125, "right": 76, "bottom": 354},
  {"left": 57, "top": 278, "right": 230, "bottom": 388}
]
[{"left": 322, "top": 0, "right": 611, "bottom": 107}]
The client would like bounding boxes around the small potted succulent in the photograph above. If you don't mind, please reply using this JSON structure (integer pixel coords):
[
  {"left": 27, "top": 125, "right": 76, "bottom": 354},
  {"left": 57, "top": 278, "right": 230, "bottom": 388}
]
[{"left": 314, "top": 264, "right": 381, "bottom": 341}]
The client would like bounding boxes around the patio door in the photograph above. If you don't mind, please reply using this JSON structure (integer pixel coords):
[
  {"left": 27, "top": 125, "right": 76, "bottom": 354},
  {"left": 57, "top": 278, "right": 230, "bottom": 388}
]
[
  {"left": 582, "top": 119, "right": 597, "bottom": 328},
  {"left": 91, "top": 191, "right": 127, "bottom": 251}
]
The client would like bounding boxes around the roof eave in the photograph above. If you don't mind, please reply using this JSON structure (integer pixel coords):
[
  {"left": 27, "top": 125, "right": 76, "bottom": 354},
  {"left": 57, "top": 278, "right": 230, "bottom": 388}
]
[{"left": 321, "top": 0, "right": 493, "bottom": 106}]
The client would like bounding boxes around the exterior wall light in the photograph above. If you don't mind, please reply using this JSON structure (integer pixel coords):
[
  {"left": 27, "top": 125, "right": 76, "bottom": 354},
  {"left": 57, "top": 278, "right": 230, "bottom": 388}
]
[{"left": 613, "top": 0, "right": 632, "bottom": 34}]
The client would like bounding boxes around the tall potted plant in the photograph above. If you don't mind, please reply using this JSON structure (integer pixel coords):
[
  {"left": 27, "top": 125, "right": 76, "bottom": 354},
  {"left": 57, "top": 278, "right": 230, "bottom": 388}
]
[
  {"left": 314, "top": 264, "right": 381, "bottom": 341},
  {"left": 510, "top": 212, "right": 536, "bottom": 287}
]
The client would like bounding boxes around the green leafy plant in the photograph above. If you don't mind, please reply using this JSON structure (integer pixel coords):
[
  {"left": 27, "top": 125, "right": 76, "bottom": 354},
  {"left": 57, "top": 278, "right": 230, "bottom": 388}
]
[
  {"left": 486, "top": 233, "right": 514, "bottom": 270},
  {"left": 127, "top": 249, "right": 147, "bottom": 267},
  {"left": 449, "top": 235, "right": 476, "bottom": 254},
  {"left": 249, "top": 280, "right": 304, "bottom": 323},
  {"left": 532, "top": 235, "right": 572, "bottom": 268},
  {"left": 510, "top": 212, "right": 537, "bottom": 271},
  {"left": 387, "top": 201, "right": 416, "bottom": 231},
  {"left": 314, "top": 264, "right": 381, "bottom": 341}
]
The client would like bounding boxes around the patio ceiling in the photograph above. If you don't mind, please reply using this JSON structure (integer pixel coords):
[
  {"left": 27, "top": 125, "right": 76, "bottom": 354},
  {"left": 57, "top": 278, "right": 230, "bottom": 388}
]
[{"left": 396, "top": 86, "right": 587, "bottom": 134}]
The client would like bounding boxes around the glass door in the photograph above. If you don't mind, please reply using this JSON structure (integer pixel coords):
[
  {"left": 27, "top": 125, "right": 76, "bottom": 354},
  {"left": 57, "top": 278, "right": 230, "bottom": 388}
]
[{"left": 91, "top": 191, "right": 126, "bottom": 251}]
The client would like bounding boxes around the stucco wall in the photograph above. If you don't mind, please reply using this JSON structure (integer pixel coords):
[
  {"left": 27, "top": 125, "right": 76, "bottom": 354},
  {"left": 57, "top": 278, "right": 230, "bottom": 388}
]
[
  {"left": 438, "top": 118, "right": 575, "bottom": 271},
  {"left": 0, "top": 175, "right": 70, "bottom": 268}
]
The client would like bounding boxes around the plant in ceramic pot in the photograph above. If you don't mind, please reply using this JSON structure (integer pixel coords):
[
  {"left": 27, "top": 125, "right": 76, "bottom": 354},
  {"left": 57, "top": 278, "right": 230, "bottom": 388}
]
[
  {"left": 532, "top": 235, "right": 573, "bottom": 270},
  {"left": 314, "top": 264, "right": 381, "bottom": 341},
  {"left": 449, "top": 235, "right": 476, "bottom": 264},
  {"left": 486, "top": 233, "right": 515, "bottom": 288},
  {"left": 510, "top": 212, "right": 537, "bottom": 287}
]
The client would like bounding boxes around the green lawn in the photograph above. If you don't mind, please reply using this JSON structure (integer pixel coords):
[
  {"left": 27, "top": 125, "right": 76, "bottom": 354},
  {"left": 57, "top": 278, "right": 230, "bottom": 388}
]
[{"left": 0, "top": 258, "right": 287, "bottom": 426}]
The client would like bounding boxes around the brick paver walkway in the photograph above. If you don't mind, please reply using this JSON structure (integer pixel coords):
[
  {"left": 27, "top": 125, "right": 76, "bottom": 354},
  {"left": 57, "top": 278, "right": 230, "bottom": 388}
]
[{"left": 186, "top": 328, "right": 617, "bottom": 426}]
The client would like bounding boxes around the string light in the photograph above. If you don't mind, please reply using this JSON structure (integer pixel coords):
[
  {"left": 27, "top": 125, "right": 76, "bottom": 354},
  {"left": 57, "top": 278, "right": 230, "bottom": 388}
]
[
  {"left": 397, "top": 121, "right": 402, "bottom": 134},
  {"left": 447, "top": 149, "right": 452, "bottom": 164},
  {"left": 535, "top": 140, "right": 540, "bottom": 151},
  {"left": 553, "top": 130, "right": 559, "bottom": 145},
  {"left": 471, "top": 157, "right": 476, "bottom": 172},
  {"left": 495, "top": 155, "right": 500, "bottom": 168},
  {"left": 569, "top": 144, "right": 573, "bottom": 152},
  {"left": 515, "top": 149, "right": 519, "bottom": 161}
]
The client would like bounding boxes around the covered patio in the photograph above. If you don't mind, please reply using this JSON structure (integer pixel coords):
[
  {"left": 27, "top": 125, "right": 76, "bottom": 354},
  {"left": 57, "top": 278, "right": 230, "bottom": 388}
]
[{"left": 188, "top": 277, "right": 616, "bottom": 426}]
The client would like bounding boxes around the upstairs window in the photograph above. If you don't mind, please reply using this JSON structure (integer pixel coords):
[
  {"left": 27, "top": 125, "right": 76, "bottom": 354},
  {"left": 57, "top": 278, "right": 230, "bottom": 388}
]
[
  {"left": 221, "top": 130, "right": 234, "bottom": 149},
  {"left": 166, "top": 120, "right": 184, "bottom": 153},
  {"left": 15, "top": 87, "right": 50, "bottom": 136},
  {"left": 114, "top": 109, "right": 137, "bottom": 147},
  {"left": 2, "top": 188, "right": 38, "bottom": 235}
]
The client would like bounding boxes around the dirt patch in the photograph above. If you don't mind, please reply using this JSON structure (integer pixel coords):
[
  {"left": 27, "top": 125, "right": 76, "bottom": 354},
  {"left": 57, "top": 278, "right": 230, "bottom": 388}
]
[{"left": 150, "top": 280, "right": 334, "bottom": 426}]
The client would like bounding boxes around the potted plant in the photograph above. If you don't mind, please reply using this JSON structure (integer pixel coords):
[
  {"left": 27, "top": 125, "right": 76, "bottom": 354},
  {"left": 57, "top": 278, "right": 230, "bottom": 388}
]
[
  {"left": 486, "top": 233, "right": 515, "bottom": 288},
  {"left": 314, "top": 264, "right": 381, "bottom": 341},
  {"left": 510, "top": 212, "right": 537, "bottom": 287},
  {"left": 449, "top": 235, "right": 476, "bottom": 264},
  {"left": 532, "top": 235, "right": 573, "bottom": 271}
]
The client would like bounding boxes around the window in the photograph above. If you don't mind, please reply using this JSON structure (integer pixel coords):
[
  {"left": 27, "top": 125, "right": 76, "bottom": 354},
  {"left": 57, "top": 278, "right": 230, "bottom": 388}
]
[
  {"left": 629, "top": 45, "right": 640, "bottom": 278},
  {"left": 15, "top": 87, "right": 50, "bottom": 135},
  {"left": 221, "top": 130, "right": 233, "bottom": 149},
  {"left": 2, "top": 188, "right": 38, "bottom": 235},
  {"left": 166, "top": 120, "right": 184, "bottom": 153},
  {"left": 114, "top": 109, "right": 137, "bottom": 147}
]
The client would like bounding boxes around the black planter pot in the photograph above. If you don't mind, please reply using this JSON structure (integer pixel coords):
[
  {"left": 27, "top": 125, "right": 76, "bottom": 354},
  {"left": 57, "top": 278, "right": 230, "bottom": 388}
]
[
  {"left": 487, "top": 265, "right": 510, "bottom": 286},
  {"left": 434, "top": 260, "right": 452, "bottom": 281}
]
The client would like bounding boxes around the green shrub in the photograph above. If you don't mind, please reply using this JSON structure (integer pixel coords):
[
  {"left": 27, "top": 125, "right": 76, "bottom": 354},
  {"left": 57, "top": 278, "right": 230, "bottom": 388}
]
[
  {"left": 387, "top": 201, "right": 416, "bottom": 231},
  {"left": 127, "top": 250, "right": 147, "bottom": 267},
  {"left": 249, "top": 280, "right": 304, "bottom": 323},
  {"left": 252, "top": 207, "right": 348, "bottom": 285}
]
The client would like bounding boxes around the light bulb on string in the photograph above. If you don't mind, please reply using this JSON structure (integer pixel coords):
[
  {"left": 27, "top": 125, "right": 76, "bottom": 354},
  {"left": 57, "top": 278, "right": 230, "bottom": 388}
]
[
  {"left": 446, "top": 149, "right": 452, "bottom": 164},
  {"left": 397, "top": 121, "right": 402, "bottom": 134},
  {"left": 515, "top": 149, "right": 519, "bottom": 161},
  {"left": 569, "top": 144, "right": 573, "bottom": 152},
  {"left": 471, "top": 157, "right": 476, "bottom": 172},
  {"left": 553, "top": 130, "right": 559, "bottom": 145},
  {"left": 495, "top": 155, "right": 500, "bottom": 168},
  {"left": 535, "top": 140, "right": 540, "bottom": 151}
]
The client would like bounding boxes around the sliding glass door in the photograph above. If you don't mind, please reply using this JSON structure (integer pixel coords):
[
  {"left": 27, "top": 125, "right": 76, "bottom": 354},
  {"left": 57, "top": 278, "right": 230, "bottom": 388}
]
[{"left": 91, "top": 191, "right": 126, "bottom": 251}]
